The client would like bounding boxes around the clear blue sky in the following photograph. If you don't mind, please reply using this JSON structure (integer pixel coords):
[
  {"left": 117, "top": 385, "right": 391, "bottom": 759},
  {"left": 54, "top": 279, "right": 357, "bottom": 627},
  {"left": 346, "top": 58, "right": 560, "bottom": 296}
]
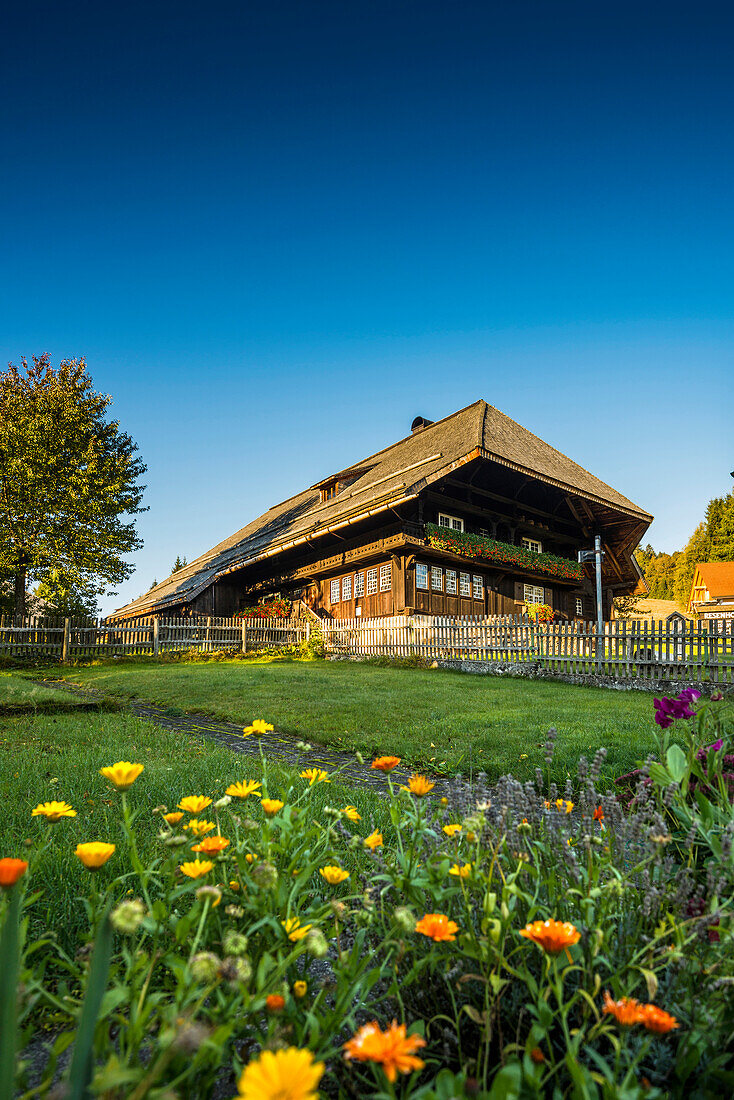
[{"left": 2, "top": 1, "right": 732, "bottom": 614}]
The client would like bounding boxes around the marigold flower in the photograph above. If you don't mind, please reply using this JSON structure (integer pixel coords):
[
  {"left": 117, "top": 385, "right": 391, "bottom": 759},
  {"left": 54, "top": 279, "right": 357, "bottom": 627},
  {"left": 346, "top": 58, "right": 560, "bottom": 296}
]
[
  {"left": 364, "top": 830, "right": 383, "bottom": 850},
  {"left": 243, "top": 719, "right": 274, "bottom": 737},
  {"left": 342, "top": 805, "right": 361, "bottom": 821},
  {"left": 319, "top": 865, "right": 350, "bottom": 885},
  {"left": 602, "top": 991, "right": 645, "bottom": 1026},
  {"left": 163, "top": 812, "right": 184, "bottom": 826},
  {"left": 293, "top": 979, "right": 307, "bottom": 998},
  {"left": 226, "top": 780, "right": 262, "bottom": 799},
  {"left": 234, "top": 1047, "right": 324, "bottom": 1100},
  {"left": 449, "top": 863, "right": 472, "bottom": 879},
  {"left": 260, "top": 798, "right": 284, "bottom": 816},
  {"left": 415, "top": 913, "right": 459, "bottom": 941},
  {"left": 443, "top": 824, "right": 462, "bottom": 837},
  {"left": 266, "top": 993, "right": 286, "bottom": 1012},
  {"left": 343, "top": 1020, "right": 426, "bottom": 1082},
  {"left": 31, "top": 800, "right": 76, "bottom": 822},
  {"left": 300, "top": 768, "right": 330, "bottom": 784},
  {"left": 401, "top": 774, "right": 435, "bottom": 797},
  {"left": 178, "top": 796, "right": 213, "bottom": 814},
  {"left": 554, "top": 798, "right": 574, "bottom": 813},
  {"left": 0, "top": 858, "right": 28, "bottom": 888},
  {"left": 75, "top": 842, "right": 115, "bottom": 870},
  {"left": 245, "top": 852, "right": 259, "bottom": 863},
  {"left": 520, "top": 919, "right": 581, "bottom": 954},
  {"left": 593, "top": 805, "right": 604, "bottom": 822},
  {"left": 530, "top": 1047, "right": 545, "bottom": 1064},
  {"left": 371, "top": 755, "right": 402, "bottom": 772},
  {"left": 179, "top": 859, "right": 214, "bottom": 879},
  {"left": 191, "top": 835, "right": 230, "bottom": 854},
  {"left": 185, "top": 818, "right": 216, "bottom": 837},
  {"left": 99, "top": 762, "right": 144, "bottom": 791},
  {"left": 281, "top": 917, "right": 313, "bottom": 941},
  {"left": 638, "top": 1004, "right": 679, "bottom": 1034}
]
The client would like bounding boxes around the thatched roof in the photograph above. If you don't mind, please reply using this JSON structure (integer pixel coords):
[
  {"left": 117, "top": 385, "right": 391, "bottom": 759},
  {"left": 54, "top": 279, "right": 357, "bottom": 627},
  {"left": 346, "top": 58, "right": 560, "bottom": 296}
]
[{"left": 112, "top": 399, "right": 651, "bottom": 617}]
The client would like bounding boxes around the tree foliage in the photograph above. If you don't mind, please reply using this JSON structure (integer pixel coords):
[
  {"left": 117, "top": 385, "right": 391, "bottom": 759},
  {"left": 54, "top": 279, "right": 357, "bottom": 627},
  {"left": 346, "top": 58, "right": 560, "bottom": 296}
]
[
  {"left": 0, "top": 355, "right": 147, "bottom": 617},
  {"left": 171, "top": 555, "right": 188, "bottom": 574}
]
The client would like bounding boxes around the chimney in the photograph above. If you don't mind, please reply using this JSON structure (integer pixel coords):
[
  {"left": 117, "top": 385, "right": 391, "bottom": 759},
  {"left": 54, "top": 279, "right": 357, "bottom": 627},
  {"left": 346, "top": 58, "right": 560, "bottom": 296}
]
[{"left": 411, "top": 416, "right": 434, "bottom": 434}]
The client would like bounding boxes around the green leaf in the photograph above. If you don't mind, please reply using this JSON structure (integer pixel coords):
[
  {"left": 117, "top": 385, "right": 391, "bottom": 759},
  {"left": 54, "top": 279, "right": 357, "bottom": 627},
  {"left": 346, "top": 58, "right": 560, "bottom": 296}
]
[
  {"left": 666, "top": 744, "right": 688, "bottom": 784},
  {"left": 0, "top": 885, "right": 22, "bottom": 1100},
  {"left": 66, "top": 910, "right": 114, "bottom": 1100}
]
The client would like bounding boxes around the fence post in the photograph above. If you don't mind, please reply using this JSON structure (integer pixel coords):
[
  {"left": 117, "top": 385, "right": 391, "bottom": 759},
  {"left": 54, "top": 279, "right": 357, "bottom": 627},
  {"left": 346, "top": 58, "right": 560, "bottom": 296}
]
[
  {"left": 241, "top": 619, "right": 247, "bottom": 653},
  {"left": 153, "top": 617, "right": 160, "bottom": 658},
  {"left": 61, "top": 617, "right": 71, "bottom": 663}
]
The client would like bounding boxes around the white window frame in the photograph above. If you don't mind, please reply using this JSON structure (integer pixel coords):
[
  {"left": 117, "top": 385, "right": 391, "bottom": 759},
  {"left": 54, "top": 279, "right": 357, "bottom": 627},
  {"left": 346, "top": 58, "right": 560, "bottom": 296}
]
[
  {"left": 431, "top": 566, "right": 443, "bottom": 591},
  {"left": 366, "top": 568, "right": 378, "bottom": 596},
  {"left": 459, "top": 572, "right": 471, "bottom": 597},
  {"left": 524, "top": 583, "right": 544, "bottom": 605},
  {"left": 472, "top": 574, "right": 484, "bottom": 600},
  {"left": 445, "top": 569, "right": 457, "bottom": 595},
  {"left": 354, "top": 572, "right": 364, "bottom": 597},
  {"left": 575, "top": 597, "right": 583, "bottom": 616},
  {"left": 342, "top": 575, "right": 352, "bottom": 602},
  {"left": 415, "top": 563, "right": 429, "bottom": 590},
  {"left": 438, "top": 512, "right": 464, "bottom": 532},
  {"left": 521, "top": 537, "right": 543, "bottom": 554},
  {"left": 379, "top": 563, "right": 392, "bottom": 592},
  {"left": 330, "top": 578, "right": 340, "bottom": 603}
]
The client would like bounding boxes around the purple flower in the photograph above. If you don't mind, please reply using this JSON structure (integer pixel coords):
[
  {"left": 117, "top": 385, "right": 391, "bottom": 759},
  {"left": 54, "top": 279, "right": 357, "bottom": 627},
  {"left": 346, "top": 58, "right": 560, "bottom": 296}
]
[
  {"left": 710, "top": 739, "right": 724, "bottom": 752},
  {"left": 654, "top": 697, "right": 679, "bottom": 728},
  {"left": 678, "top": 688, "right": 701, "bottom": 704}
]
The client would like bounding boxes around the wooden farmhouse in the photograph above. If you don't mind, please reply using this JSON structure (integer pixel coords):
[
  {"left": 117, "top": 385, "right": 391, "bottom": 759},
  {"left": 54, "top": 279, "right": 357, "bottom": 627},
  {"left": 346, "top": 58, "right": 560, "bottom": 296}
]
[
  {"left": 111, "top": 400, "right": 652, "bottom": 623},
  {"left": 687, "top": 562, "right": 734, "bottom": 626}
]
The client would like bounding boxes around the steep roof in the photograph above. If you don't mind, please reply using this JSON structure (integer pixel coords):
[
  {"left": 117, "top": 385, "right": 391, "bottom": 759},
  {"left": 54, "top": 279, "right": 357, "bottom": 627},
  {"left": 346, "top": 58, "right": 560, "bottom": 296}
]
[
  {"left": 112, "top": 399, "right": 652, "bottom": 617},
  {"left": 693, "top": 562, "right": 734, "bottom": 599}
]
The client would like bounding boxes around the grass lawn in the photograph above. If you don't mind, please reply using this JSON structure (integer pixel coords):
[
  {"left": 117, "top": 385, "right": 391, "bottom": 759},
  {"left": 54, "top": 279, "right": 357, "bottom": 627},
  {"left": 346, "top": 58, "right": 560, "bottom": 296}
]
[
  {"left": 0, "top": 670, "right": 89, "bottom": 711},
  {"left": 35, "top": 656, "right": 664, "bottom": 781}
]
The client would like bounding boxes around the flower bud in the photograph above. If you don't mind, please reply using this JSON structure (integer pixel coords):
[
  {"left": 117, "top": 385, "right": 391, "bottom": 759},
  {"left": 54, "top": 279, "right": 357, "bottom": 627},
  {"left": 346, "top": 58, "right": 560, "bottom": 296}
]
[
  {"left": 196, "top": 885, "right": 222, "bottom": 906},
  {"left": 393, "top": 906, "right": 415, "bottom": 933},
  {"left": 305, "top": 928, "right": 328, "bottom": 958},
  {"left": 329, "top": 899, "right": 348, "bottom": 920},
  {"left": 241, "top": 818, "right": 259, "bottom": 832},
  {"left": 252, "top": 861, "right": 278, "bottom": 889},
  {"left": 222, "top": 930, "right": 249, "bottom": 956},
  {"left": 220, "top": 955, "right": 252, "bottom": 985},
  {"left": 355, "top": 752, "right": 364, "bottom": 765},
  {"left": 296, "top": 741, "right": 312, "bottom": 752},
  {"left": 164, "top": 834, "right": 189, "bottom": 847},
  {"left": 215, "top": 795, "right": 232, "bottom": 808},
  {"left": 190, "top": 952, "right": 221, "bottom": 983},
  {"left": 225, "top": 904, "right": 245, "bottom": 918},
  {"left": 110, "top": 898, "right": 147, "bottom": 934}
]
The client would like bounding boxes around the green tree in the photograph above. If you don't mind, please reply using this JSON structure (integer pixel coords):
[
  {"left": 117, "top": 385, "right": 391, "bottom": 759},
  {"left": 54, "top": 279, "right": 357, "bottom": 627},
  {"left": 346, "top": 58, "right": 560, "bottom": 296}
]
[
  {"left": 33, "top": 570, "right": 99, "bottom": 620},
  {"left": 171, "top": 555, "right": 188, "bottom": 574},
  {"left": 0, "top": 355, "right": 147, "bottom": 618}
]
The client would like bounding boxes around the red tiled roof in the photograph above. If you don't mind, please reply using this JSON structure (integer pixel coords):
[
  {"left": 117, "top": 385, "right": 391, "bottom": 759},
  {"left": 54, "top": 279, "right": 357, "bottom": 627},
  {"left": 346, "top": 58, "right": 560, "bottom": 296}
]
[{"left": 695, "top": 562, "right": 734, "bottom": 598}]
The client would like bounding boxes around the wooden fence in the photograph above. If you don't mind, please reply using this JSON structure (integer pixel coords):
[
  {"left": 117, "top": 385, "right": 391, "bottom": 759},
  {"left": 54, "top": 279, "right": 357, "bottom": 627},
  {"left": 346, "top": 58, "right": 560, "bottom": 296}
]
[{"left": 0, "top": 615, "right": 309, "bottom": 660}]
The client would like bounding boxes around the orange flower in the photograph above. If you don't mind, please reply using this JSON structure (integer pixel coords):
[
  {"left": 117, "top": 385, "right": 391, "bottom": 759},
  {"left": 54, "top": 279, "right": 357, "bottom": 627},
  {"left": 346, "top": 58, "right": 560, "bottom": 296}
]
[
  {"left": 414, "top": 913, "right": 459, "bottom": 942},
  {"left": 371, "top": 756, "right": 401, "bottom": 772},
  {"left": 593, "top": 805, "right": 604, "bottom": 822},
  {"left": 400, "top": 774, "right": 435, "bottom": 797},
  {"left": 191, "top": 836, "right": 230, "bottom": 854},
  {"left": 530, "top": 1047, "right": 545, "bottom": 1064},
  {"left": 163, "top": 812, "right": 184, "bottom": 826},
  {"left": 343, "top": 1020, "right": 426, "bottom": 1082},
  {"left": 519, "top": 919, "right": 581, "bottom": 954},
  {"left": 266, "top": 993, "right": 286, "bottom": 1012},
  {"left": 0, "top": 858, "right": 28, "bottom": 888},
  {"left": 638, "top": 1004, "right": 679, "bottom": 1034},
  {"left": 260, "top": 798, "right": 284, "bottom": 816},
  {"left": 602, "top": 991, "right": 643, "bottom": 1026}
]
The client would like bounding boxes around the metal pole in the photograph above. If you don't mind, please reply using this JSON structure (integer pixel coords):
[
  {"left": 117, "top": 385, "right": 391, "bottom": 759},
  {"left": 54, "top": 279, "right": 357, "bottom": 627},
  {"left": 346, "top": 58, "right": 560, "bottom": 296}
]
[{"left": 595, "top": 534, "right": 604, "bottom": 669}]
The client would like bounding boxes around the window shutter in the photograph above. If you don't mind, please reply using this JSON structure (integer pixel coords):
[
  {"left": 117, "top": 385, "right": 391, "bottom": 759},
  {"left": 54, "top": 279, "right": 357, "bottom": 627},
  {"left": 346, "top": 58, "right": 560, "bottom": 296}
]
[
  {"left": 544, "top": 588, "right": 553, "bottom": 609},
  {"left": 514, "top": 581, "right": 524, "bottom": 602}
]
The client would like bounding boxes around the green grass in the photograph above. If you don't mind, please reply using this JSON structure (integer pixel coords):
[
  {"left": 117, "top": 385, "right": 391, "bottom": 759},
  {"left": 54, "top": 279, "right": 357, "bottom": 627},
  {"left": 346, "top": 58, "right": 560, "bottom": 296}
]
[
  {"left": 0, "top": 671, "right": 88, "bottom": 710},
  {"left": 32, "top": 656, "right": 663, "bottom": 781}
]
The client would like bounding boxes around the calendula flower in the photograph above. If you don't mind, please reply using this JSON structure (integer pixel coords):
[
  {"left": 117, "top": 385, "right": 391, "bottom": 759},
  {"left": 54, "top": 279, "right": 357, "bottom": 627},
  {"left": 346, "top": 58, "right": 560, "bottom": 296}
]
[
  {"left": 342, "top": 806, "right": 361, "bottom": 821},
  {"left": 364, "top": 830, "right": 383, "bottom": 850},
  {"left": 602, "top": 991, "right": 645, "bottom": 1026},
  {"left": 530, "top": 1047, "right": 545, "bottom": 1064},
  {"left": 75, "top": 842, "right": 115, "bottom": 870},
  {"left": 293, "top": 980, "right": 307, "bottom": 998},
  {"left": 400, "top": 774, "right": 435, "bottom": 797},
  {"left": 593, "top": 805, "right": 604, "bottom": 822},
  {"left": 243, "top": 719, "right": 274, "bottom": 737},
  {"left": 518, "top": 818, "right": 532, "bottom": 831},
  {"left": 233, "top": 1047, "right": 324, "bottom": 1100},
  {"left": 226, "top": 780, "right": 262, "bottom": 799},
  {"left": 449, "top": 863, "right": 472, "bottom": 879},
  {"left": 163, "top": 812, "right": 184, "bottom": 826},
  {"left": 281, "top": 917, "right": 313, "bottom": 942},
  {"left": 555, "top": 798, "right": 574, "bottom": 814},
  {"left": 519, "top": 919, "right": 581, "bottom": 954},
  {"left": 266, "top": 993, "right": 285, "bottom": 1012},
  {"left": 371, "top": 755, "right": 401, "bottom": 772},
  {"left": 178, "top": 796, "right": 213, "bottom": 814},
  {"left": 638, "top": 1004, "right": 679, "bottom": 1034},
  {"left": 260, "top": 798, "right": 284, "bottom": 816},
  {"left": 300, "top": 768, "right": 330, "bottom": 784},
  {"left": 185, "top": 818, "right": 216, "bottom": 837},
  {"left": 415, "top": 913, "right": 459, "bottom": 942},
  {"left": 319, "top": 865, "right": 350, "bottom": 885},
  {"left": 343, "top": 1020, "right": 426, "bottom": 1082},
  {"left": 99, "top": 762, "right": 144, "bottom": 791},
  {"left": 442, "top": 824, "right": 462, "bottom": 837},
  {"left": 245, "top": 852, "right": 259, "bottom": 864},
  {"left": 0, "top": 858, "right": 28, "bottom": 888},
  {"left": 191, "top": 835, "right": 230, "bottom": 854},
  {"left": 32, "top": 800, "right": 76, "bottom": 822},
  {"left": 179, "top": 859, "right": 214, "bottom": 879}
]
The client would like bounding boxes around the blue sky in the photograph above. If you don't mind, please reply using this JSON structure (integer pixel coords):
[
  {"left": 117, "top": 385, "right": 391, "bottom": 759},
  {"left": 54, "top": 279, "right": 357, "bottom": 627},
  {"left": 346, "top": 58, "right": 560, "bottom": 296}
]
[{"left": 2, "top": 1, "right": 732, "bottom": 614}]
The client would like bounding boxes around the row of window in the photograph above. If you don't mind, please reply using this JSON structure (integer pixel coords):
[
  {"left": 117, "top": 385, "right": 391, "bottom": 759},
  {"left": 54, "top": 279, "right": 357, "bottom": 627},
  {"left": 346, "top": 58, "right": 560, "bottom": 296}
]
[
  {"left": 329, "top": 563, "right": 392, "bottom": 604},
  {"left": 438, "top": 512, "right": 544, "bottom": 554},
  {"left": 416, "top": 563, "right": 483, "bottom": 600}
]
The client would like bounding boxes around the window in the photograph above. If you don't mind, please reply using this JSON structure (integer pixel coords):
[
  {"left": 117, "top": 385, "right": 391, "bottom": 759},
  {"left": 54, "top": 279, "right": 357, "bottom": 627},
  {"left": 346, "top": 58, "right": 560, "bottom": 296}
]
[
  {"left": 320, "top": 482, "right": 338, "bottom": 503},
  {"left": 431, "top": 566, "right": 443, "bottom": 591},
  {"left": 366, "top": 568, "right": 378, "bottom": 595},
  {"left": 524, "top": 583, "right": 544, "bottom": 604},
  {"left": 472, "top": 574, "right": 484, "bottom": 600},
  {"left": 342, "top": 575, "right": 352, "bottom": 602},
  {"left": 575, "top": 597, "right": 583, "bottom": 616},
  {"left": 354, "top": 572, "right": 364, "bottom": 597},
  {"left": 459, "top": 572, "right": 471, "bottom": 597},
  {"left": 438, "top": 512, "right": 464, "bottom": 532},
  {"left": 416, "top": 563, "right": 429, "bottom": 590},
  {"left": 330, "top": 578, "right": 340, "bottom": 603},
  {"left": 380, "top": 563, "right": 392, "bottom": 592},
  {"left": 522, "top": 537, "right": 543, "bottom": 554},
  {"left": 445, "top": 569, "right": 457, "bottom": 595}
]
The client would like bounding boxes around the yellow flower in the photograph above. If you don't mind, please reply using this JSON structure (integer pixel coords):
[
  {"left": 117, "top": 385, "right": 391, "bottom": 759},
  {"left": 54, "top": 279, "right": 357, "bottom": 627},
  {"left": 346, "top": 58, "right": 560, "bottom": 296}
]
[
  {"left": 364, "top": 830, "right": 383, "bottom": 851},
  {"left": 99, "top": 762, "right": 144, "bottom": 791},
  {"left": 178, "top": 796, "right": 213, "bottom": 814},
  {"left": 442, "top": 824, "right": 462, "bottom": 838},
  {"left": 233, "top": 1047, "right": 323, "bottom": 1100},
  {"left": 243, "top": 719, "right": 275, "bottom": 737},
  {"left": 293, "top": 980, "right": 308, "bottom": 998},
  {"left": 400, "top": 774, "right": 435, "bottom": 797},
  {"left": 179, "top": 859, "right": 214, "bottom": 879},
  {"left": 300, "top": 768, "right": 331, "bottom": 784},
  {"left": 185, "top": 818, "right": 216, "bottom": 837},
  {"left": 342, "top": 806, "right": 362, "bottom": 822},
  {"left": 225, "top": 780, "right": 262, "bottom": 799},
  {"left": 245, "top": 852, "right": 259, "bottom": 864},
  {"left": 319, "top": 865, "right": 350, "bottom": 885},
  {"left": 31, "top": 800, "right": 76, "bottom": 822},
  {"left": 555, "top": 798, "right": 574, "bottom": 814},
  {"left": 449, "top": 863, "right": 472, "bottom": 880},
  {"left": 162, "top": 812, "right": 184, "bottom": 826},
  {"left": 191, "top": 835, "right": 230, "bottom": 854},
  {"left": 260, "top": 798, "right": 284, "bottom": 816},
  {"left": 75, "top": 842, "right": 115, "bottom": 870},
  {"left": 281, "top": 917, "right": 313, "bottom": 942}
]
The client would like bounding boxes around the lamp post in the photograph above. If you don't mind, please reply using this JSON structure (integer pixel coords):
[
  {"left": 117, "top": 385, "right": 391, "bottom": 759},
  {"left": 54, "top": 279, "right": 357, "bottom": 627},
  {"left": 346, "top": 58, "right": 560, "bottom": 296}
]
[{"left": 578, "top": 537, "right": 605, "bottom": 668}]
